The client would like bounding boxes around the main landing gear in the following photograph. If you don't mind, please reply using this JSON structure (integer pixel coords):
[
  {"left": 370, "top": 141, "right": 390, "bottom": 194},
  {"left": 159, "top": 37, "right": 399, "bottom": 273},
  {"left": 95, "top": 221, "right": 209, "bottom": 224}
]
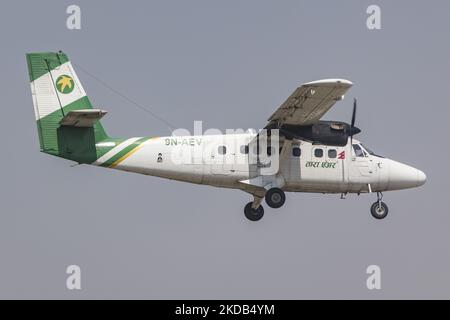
[
  {"left": 244, "top": 202, "right": 264, "bottom": 221},
  {"left": 244, "top": 188, "right": 286, "bottom": 221},
  {"left": 370, "top": 192, "right": 389, "bottom": 220},
  {"left": 265, "top": 188, "right": 286, "bottom": 209}
]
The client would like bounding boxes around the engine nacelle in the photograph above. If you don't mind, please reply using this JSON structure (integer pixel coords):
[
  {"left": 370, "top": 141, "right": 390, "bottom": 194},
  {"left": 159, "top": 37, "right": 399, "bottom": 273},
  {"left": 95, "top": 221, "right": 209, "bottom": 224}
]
[{"left": 275, "top": 121, "right": 360, "bottom": 146}]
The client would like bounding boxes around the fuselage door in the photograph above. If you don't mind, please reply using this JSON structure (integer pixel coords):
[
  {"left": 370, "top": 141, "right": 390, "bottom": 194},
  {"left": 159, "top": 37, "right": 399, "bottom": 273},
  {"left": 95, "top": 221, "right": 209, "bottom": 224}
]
[
  {"left": 211, "top": 143, "right": 234, "bottom": 175},
  {"left": 351, "top": 144, "right": 370, "bottom": 176},
  {"left": 349, "top": 143, "right": 380, "bottom": 191},
  {"left": 290, "top": 144, "right": 301, "bottom": 181}
]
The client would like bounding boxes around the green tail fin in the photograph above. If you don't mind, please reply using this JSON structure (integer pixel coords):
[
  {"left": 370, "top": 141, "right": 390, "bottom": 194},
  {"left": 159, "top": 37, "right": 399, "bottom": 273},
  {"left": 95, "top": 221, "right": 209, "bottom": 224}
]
[{"left": 26, "top": 51, "right": 109, "bottom": 163}]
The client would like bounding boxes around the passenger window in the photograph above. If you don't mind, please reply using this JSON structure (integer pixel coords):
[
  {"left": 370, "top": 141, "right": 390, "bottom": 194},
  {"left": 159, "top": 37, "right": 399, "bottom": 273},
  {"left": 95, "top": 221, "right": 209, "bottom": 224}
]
[
  {"left": 240, "top": 145, "right": 249, "bottom": 154},
  {"left": 328, "top": 149, "right": 337, "bottom": 158},
  {"left": 292, "top": 147, "right": 301, "bottom": 157},
  {"left": 352, "top": 144, "right": 364, "bottom": 157},
  {"left": 218, "top": 146, "right": 226, "bottom": 155},
  {"left": 314, "top": 148, "right": 323, "bottom": 158}
]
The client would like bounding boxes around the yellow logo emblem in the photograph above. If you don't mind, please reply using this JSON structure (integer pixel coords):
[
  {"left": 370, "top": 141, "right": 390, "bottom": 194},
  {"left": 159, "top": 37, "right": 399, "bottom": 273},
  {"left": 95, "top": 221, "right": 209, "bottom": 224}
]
[{"left": 55, "top": 75, "right": 74, "bottom": 94}]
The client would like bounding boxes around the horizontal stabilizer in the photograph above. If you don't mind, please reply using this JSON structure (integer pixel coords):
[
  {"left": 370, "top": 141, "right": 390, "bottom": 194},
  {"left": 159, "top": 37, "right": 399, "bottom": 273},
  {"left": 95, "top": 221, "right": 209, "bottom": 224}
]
[{"left": 59, "top": 109, "right": 107, "bottom": 127}]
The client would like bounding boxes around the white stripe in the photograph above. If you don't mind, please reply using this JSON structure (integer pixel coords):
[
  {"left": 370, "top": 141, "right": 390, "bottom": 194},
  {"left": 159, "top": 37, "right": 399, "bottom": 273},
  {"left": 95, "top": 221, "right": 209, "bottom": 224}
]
[
  {"left": 93, "top": 137, "right": 142, "bottom": 165},
  {"left": 31, "top": 61, "right": 87, "bottom": 120},
  {"left": 30, "top": 83, "right": 39, "bottom": 120}
]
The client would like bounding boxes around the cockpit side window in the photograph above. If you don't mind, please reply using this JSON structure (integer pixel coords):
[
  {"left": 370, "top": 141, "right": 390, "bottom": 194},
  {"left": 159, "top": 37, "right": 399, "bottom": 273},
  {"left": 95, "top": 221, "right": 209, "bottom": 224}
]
[{"left": 352, "top": 144, "right": 365, "bottom": 157}]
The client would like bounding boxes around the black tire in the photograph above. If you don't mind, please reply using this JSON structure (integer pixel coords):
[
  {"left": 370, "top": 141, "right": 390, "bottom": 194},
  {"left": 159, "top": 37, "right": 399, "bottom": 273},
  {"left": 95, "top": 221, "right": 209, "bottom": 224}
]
[
  {"left": 370, "top": 201, "right": 389, "bottom": 219},
  {"left": 244, "top": 202, "right": 264, "bottom": 221},
  {"left": 265, "top": 188, "right": 286, "bottom": 209}
]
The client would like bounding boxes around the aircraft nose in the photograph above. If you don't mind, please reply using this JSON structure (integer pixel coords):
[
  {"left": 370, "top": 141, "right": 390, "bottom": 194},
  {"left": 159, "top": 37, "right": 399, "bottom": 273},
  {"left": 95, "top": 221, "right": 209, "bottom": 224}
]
[
  {"left": 416, "top": 169, "right": 427, "bottom": 187},
  {"left": 387, "top": 160, "right": 426, "bottom": 190}
]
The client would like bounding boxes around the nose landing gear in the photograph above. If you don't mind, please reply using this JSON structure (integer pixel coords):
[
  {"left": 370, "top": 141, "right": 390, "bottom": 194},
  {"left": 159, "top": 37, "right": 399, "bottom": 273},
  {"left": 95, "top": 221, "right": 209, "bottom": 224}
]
[{"left": 370, "top": 192, "right": 388, "bottom": 219}]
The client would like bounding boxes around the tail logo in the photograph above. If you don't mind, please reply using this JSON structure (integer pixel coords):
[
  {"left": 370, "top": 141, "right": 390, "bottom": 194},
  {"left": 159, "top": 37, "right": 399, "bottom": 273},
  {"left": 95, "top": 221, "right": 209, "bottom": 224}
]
[{"left": 55, "top": 75, "right": 74, "bottom": 94}]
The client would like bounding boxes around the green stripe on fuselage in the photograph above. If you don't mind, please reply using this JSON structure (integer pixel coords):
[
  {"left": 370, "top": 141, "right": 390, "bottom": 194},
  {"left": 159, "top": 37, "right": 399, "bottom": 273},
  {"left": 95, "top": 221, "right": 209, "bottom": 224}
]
[{"left": 100, "top": 137, "right": 150, "bottom": 167}]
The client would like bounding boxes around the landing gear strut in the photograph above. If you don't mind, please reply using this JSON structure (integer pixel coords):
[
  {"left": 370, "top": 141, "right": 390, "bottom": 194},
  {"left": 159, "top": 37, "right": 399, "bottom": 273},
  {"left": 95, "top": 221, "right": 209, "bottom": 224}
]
[
  {"left": 370, "top": 192, "right": 388, "bottom": 220},
  {"left": 265, "top": 188, "right": 286, "bottom": 209}
]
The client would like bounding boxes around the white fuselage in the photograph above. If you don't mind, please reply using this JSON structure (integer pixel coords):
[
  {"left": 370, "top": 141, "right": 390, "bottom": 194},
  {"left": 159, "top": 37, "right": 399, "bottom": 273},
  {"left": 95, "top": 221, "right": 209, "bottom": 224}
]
[{"left": 98, "top": 134, "right": 426, "bottom": 194}]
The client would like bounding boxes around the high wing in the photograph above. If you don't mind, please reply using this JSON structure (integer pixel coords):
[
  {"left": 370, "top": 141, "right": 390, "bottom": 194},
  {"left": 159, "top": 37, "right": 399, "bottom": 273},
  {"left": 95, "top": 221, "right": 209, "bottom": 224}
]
[{"left": 267, "top": 79, "right": 353, "bottom": 127}]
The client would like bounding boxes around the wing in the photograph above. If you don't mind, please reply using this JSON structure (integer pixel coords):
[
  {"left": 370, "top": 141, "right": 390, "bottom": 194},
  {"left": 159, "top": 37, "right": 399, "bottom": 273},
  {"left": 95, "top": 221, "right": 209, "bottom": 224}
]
[{"left": 267, "top": 79, "right": 353, "bottom": 127}]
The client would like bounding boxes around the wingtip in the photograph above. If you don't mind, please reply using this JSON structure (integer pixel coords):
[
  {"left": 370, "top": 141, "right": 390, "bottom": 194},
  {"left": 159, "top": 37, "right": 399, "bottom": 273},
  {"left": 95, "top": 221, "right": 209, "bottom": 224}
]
[{"left": 303, "top": 78, "right": 353, "bottom": 86}]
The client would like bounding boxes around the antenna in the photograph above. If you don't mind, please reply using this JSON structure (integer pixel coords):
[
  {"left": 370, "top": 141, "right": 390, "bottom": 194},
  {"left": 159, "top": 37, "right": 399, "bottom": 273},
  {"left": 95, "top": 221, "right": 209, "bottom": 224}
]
[{"left": 73, "top": 62, "right": 176, "bottom": 133}]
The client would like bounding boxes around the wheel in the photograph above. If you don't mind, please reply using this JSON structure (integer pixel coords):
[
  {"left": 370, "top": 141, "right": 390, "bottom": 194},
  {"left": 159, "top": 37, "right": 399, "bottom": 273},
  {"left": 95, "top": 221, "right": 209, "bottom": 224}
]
[
  {"left": 244, "top": 202, "right": 264, "bottom": 221},
  {"left": 370, "top": 201, "right": 389, "bottom": 219},
  {"left": 265, "top": 188, "right": 286, "bottom": 209}
]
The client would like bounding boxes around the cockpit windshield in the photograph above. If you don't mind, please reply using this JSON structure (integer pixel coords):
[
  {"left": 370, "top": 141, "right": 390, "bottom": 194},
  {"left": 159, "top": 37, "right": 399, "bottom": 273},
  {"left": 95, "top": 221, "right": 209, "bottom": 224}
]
[
  {"left": 360, "top": 143, "right": 384, "bottom": 158},
  {"left": 360, "top": 144, "right": 374, "bottom": 155},
  {"left": 352, "top": 144, "right": 365, "bottom": 157}
]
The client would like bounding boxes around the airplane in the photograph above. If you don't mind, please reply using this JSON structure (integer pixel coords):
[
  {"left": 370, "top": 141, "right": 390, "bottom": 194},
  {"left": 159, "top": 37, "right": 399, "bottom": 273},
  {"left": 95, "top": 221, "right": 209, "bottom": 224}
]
[{"left": 26, "top": 51, "right": 426, "bottom": 221}]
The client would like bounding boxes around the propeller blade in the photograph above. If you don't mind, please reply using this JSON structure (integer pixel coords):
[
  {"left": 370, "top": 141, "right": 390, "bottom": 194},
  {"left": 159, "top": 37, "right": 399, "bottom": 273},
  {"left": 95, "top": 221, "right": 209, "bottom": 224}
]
[
  {"left": 350, "top": 98, "right": 357, "bottom": 145},
  {"left": 351, "top": 98, "right": 357, "bottom": 128}
]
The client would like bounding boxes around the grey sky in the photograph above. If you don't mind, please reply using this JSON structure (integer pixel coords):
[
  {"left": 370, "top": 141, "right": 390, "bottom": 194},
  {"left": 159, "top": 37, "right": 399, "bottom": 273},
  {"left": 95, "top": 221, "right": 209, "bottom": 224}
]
[{"left": 0, "top": 0, "right": 449, "bottom": 299}]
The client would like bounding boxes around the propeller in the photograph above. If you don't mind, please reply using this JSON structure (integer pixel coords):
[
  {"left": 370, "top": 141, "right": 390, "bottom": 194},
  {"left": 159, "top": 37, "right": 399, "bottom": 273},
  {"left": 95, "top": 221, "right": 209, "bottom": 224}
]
[{"left": 350, "top": 98, "right": 357, "bottom": 145}]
